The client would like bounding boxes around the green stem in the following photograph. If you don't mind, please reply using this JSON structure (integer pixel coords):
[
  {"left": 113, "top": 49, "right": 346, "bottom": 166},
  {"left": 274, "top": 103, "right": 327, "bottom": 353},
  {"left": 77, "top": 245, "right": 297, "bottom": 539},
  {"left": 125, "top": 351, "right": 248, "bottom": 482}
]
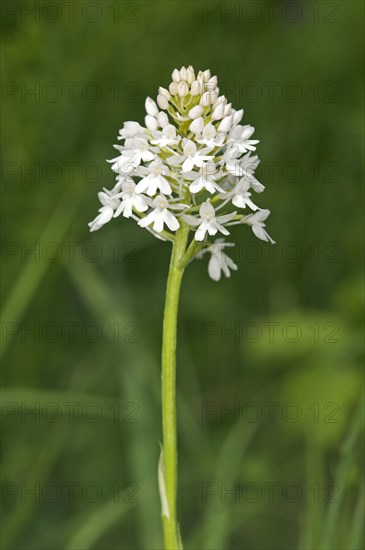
[
  {"left": 161, "top": 221, "right": 190, "bottom": 549},
  {"left": 180, "top": 239, "right": 203, "bottom": 269}
]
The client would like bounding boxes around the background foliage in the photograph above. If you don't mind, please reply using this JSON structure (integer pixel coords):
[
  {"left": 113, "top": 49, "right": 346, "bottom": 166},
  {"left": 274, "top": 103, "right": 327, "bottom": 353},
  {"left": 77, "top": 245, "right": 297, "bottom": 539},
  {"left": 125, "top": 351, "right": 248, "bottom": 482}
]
[{"left": 1, "top": 1, "right": 364, "bottom": 549}]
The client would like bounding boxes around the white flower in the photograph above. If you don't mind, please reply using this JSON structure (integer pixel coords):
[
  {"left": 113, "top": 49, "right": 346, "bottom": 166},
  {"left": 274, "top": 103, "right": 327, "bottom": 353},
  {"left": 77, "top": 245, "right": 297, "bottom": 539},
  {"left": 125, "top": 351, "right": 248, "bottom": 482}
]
[
  {"left": 135, "top": 159, "right": 172, "bottom": 196},
  {"left": 184, "top": 200, "right": 236, "bottom": 241},
  {"left": 109, "top": 156, "right": 138, "bottom": 175},
  {"left": 118, "top": 121, "right": 144, "bottom": 140},
  {"left": 181, "top": 140, "right": 213, "bottom": 172},
  {"left": 203, "top": 240, "right": 238, "bottom": 281},
  {"left": 113, "top": 179, "right": 148, "bottom": 218},
  {"left": 88, "top": 192, "right": 120, "bottom": 232},
  {"left": 189, "top": 163, "right": 223, "bottom": 194},
  {"left": 227, "top": 125, "right": 259, "bottom": 154},
  {"left": 222, "top": 177, "right": 259, "bottom": 210},
  {"left": 110, "top": 137, "right": 155, "bottom": 172},
  {"left": 196, "top": 123, "right": 225, "bottom": 148},
  {"left": 242, "top": 209, "right": 275, "bottom": 244},
  {"left": 225, "top": 153, "right": 264, "bottom": 192},
  {"left": 88, "top": 207, "right": 114, "bottom": 232},
  {"left": 138, "top": 195, "right": 180, "bottom": 233},
  {"left": 151, "top": 124, "right": 180, "bottom": 148}
]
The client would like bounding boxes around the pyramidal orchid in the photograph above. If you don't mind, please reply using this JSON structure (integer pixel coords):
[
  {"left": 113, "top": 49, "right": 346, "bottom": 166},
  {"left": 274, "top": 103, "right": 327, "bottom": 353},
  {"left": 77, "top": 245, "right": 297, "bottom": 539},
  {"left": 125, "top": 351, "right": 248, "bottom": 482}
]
[{"left": 89, "top": 66, "right": 274, "bottom": 549}]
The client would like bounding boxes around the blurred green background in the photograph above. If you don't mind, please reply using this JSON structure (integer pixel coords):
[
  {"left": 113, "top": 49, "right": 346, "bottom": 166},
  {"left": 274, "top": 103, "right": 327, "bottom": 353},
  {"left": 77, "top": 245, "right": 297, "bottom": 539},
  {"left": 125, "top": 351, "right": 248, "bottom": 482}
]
[{"left": 1, "top": 1, "right": 364, "bottom": 549}]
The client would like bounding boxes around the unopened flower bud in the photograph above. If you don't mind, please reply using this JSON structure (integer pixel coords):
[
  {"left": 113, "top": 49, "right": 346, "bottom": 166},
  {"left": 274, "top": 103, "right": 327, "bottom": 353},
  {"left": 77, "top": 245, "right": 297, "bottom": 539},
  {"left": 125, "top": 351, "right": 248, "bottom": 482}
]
[
  {"left": 187, "top": 65, "right": 195, "bottom": 83},
  {"left": 201, "top": 90, "right": 218, "bottom": 106},
  {"left": 190, "top": 80, "right": 201, "bottom": 96},
  {"left": 190, "top": 117, "right": 204, "bottom": 135},
  {"left": 145, "top": 97, "right": 158, "bottom": 116},
  {"left": 200, "top": 91, "right": 211, "bottom": 106},
  {"left": 158, "top": 86, "right": 170, "bottom": 99},
  {"left": 189, "top": 104, "right": 204, "bottom": 119},
  {"left": 178, "top": 81, "right": 189, "bottom": 97},
  {"left": 157, "top": 94, "right": 169, "bottom": 110},
  {"left": 180, "top": 66, "right": 187, "bottom": 80},
  {"left": 233, "top": 109, "right": 244, "bottom": 125},
  {"left": 172, "top": 69, "right": 181, "bottom": 82},
  {"left": 145, "top": 115, "right": 158, "bottom": 131},
  {"left": 215, "top": 95, "right": 227, "bottom": 105},
  {"left": 217, "top": 115, "right": 233, "bottom": 133},
  {"left": 211, "top": 102, "right": 225, "bottom": 120},
  {"left": 205, "top": 82, "right": 217, "bottom": 96},
  {"left": 209, "top": 90, "right": 218, "bottom": 104},
  {"left": 169, "top": 82, "right": 178, "bottom": 95},
  {"left": 203, "top": 69, "right": 211, "bottom": 82},
  {"left": 224, "top": 103, "right": 232, "bottom": 116},
  {"left": 157, "top": 112, "right": 169, "bottom": 128},
  {"left": 208, "top": 75, "right": 218, "bottom": 86}
]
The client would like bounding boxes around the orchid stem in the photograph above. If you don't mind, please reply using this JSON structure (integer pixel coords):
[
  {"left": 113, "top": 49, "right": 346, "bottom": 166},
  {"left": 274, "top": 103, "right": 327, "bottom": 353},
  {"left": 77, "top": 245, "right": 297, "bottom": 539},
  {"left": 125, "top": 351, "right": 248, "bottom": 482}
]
[{"left": 160, "top": 221, "right": 189, "bottom": 549}]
